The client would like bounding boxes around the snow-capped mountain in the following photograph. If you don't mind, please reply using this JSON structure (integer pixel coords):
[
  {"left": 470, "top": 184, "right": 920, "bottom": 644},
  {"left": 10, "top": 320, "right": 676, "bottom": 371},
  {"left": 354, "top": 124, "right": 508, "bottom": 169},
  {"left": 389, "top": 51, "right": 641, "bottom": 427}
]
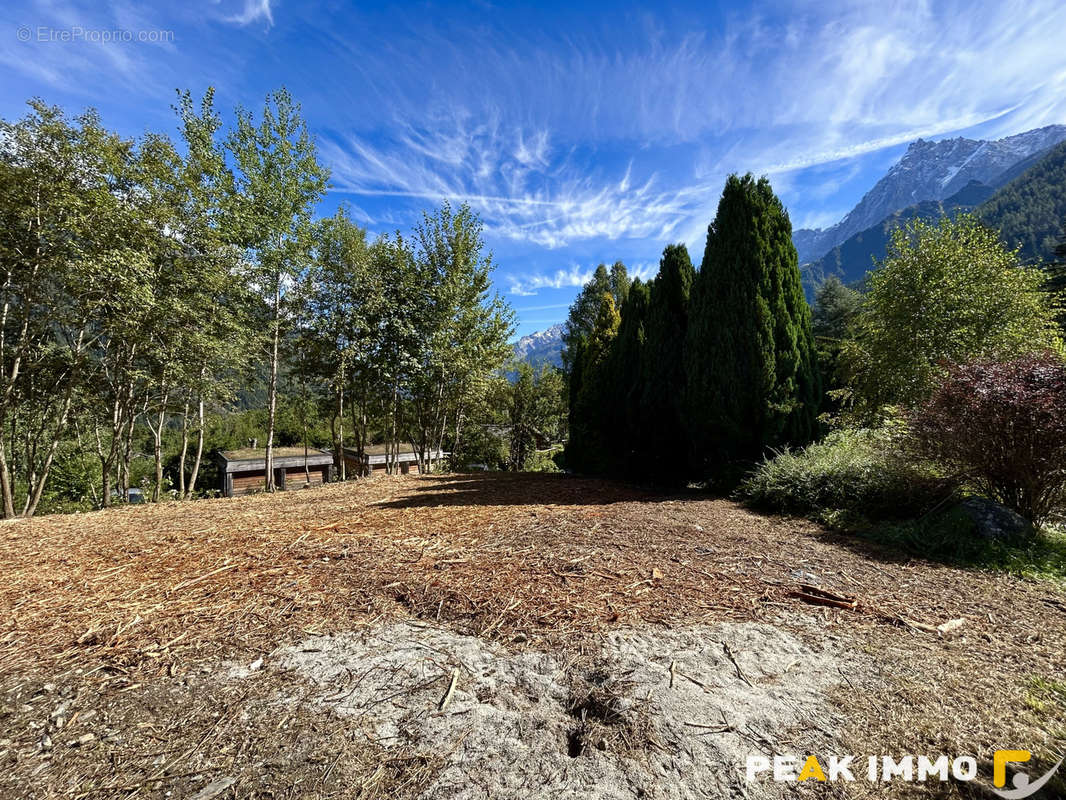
[
  {"left": 794, "top": 125, "right": 1066, "bottom": 263},
  {"left": 512, "top": 323, "right": 565, "bottom": 370}
]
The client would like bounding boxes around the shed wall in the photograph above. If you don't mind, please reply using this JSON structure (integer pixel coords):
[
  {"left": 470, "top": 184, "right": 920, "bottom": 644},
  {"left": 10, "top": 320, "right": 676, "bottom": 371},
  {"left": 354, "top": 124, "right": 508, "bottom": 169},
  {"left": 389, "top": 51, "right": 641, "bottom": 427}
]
[
  {"left": 284, "top": 465, "right": 329, "bottom": 489},
  {"left": 230, "top": 469, "right": 266, "bottom": 495}
]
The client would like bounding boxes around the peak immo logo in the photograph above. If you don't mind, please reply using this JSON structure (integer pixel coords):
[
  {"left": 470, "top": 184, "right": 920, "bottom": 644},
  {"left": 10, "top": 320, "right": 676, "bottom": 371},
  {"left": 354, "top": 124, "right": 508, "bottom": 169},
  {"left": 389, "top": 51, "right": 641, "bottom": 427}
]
[
  {"left": 992, "top": 751, "right": 1065, "bottom": 799},
  {"left": 746, "top": 750, "right": 1063, "bottom": 798}
]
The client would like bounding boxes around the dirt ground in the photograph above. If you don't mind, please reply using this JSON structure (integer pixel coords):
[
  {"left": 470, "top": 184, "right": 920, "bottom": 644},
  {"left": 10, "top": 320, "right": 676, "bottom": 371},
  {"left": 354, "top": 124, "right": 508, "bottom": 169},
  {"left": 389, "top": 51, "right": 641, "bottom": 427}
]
[{"left": 0, "top": 473, "right": 1063, "bottom": 799}]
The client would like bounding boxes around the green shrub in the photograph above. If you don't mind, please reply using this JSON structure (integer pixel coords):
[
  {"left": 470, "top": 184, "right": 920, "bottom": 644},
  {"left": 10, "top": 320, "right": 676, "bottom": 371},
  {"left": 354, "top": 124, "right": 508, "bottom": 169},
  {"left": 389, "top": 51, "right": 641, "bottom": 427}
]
[
  {"left": 740, "top": 426, "right": 1066, "bottom": 586},
  {"left": 35, "top": 442, "right": 100, "bottom": 514},
  {"left": 524, "top": 446, "right": 564, "bottom": 473},
  {"left": 840, "top": 214, "right": 1063, "bottom": 420},
  {"left": 449, "top": 426, "right": 508, "bottom": 471},
  {"left": 739, "top": 427, "right": 948, "bottom": 519}
]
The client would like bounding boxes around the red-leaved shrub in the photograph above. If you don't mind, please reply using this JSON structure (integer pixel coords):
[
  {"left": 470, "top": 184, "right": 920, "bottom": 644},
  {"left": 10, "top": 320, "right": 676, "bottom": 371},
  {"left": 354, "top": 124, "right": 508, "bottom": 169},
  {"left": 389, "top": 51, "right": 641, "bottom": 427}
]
[{"left": 908, "top": 353, "right": 1066, "bottom": 523}]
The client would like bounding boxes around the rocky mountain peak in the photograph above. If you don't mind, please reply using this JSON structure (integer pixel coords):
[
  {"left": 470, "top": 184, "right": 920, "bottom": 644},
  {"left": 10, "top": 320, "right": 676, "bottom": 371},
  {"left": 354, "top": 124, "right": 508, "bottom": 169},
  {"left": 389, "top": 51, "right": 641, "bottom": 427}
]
[
  {"left": 794, "top": 124, "right": 1066, "bottom": 264},
  {"left": 512, "top": 323, "right": 565, "bottom": 371}
]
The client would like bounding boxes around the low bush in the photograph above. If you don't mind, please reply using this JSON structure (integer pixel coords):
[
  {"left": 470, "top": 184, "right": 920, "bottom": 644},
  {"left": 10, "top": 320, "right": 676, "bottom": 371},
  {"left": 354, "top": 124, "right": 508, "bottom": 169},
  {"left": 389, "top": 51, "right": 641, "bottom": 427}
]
[
  {"left": 861, "top": 513, "right": 1066, "bottom": 586},
  {"left": 908, "top": 353, "right": 1066, "bottom": 523},
  {"left": 739, "top": 427, "right": 949, "bottom": 519},
  {"left": 524, "top": 446, "right": 564, "bottom": 473},
  {"left": 449, "top": 426, "right": 508, "bottom": 471}
]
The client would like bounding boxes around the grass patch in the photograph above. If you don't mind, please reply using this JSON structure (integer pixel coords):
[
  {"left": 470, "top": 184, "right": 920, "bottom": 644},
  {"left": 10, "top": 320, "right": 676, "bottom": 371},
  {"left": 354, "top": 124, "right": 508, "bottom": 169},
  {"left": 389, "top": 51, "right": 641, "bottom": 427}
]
[
  {"left": 984, "top": 526, "right": 1066, "bottom": 586},
  {"left": 828, "top": 509, "right": 1066, "bottom": 587},
  {"left": 1025, "top": 676, "right": 1066, "bottom": 731},
  {"left": 525, "top": 445, "right": 565, "bottom": 473},
  {"left": 1023, "top": 676, "right": 1066, "bottom": 795}
]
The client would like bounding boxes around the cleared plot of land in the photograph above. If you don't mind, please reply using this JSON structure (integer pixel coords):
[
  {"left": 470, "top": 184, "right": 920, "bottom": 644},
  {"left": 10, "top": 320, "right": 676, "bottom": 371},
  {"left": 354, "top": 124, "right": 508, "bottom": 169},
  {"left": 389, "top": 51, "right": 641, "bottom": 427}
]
[{"left": 0, "top": 473, "right": 1063, "bottom": 798}]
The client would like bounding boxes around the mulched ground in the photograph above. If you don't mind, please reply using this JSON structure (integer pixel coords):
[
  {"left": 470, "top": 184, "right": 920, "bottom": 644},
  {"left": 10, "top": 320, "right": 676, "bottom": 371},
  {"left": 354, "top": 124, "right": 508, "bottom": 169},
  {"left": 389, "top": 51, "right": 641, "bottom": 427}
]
[{"left": 1, "top": 472, "right": 1063, "bottom": 798}]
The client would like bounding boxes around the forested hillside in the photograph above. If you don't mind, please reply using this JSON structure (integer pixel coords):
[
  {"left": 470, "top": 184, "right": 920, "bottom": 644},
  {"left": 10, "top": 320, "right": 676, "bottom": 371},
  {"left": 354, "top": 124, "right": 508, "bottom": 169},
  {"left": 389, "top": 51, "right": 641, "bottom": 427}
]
[
  {"left": 804, "top": 187, "right": 988, "bottom": 289},
  {"left": 980, "top": 139, "right": 1066, "bottom": 264}
]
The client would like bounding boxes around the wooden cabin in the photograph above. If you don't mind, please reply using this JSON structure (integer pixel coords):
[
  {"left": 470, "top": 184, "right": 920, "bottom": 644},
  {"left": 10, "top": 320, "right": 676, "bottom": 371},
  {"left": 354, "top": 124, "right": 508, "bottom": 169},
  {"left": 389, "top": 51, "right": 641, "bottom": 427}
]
[
  {"left": 217, "top": 447, "right": 335, "bottom": 497},
  {"left": 341, "top": 443, "right": 445, "bottom": 477}
]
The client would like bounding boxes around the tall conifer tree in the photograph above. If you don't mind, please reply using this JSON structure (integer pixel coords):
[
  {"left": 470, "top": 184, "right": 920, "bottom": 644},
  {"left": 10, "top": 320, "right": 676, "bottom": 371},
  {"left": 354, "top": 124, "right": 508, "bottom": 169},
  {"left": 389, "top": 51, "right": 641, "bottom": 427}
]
[
  {"left": 684, "top": 174, "right": 819, "bottom": 468},
  {"left": 640, "top": 244, "right": 694, "bottom": 481},
  {"left": 565, "top": 293, "right": 620, "bottom": 472},
  {"left": 602, "top": 279, "right": 650, "bottom": 472}
]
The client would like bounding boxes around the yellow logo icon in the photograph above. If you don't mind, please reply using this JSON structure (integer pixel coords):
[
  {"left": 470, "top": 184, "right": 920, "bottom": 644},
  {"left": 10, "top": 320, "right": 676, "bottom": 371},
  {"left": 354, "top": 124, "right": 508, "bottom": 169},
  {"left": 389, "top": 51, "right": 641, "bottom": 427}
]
[
  {"left": 992, "top": 749, "right": 1064, "bottom": 799},
  {"left": 995, "top": 751, "right": 1031, "bottom": 787}
]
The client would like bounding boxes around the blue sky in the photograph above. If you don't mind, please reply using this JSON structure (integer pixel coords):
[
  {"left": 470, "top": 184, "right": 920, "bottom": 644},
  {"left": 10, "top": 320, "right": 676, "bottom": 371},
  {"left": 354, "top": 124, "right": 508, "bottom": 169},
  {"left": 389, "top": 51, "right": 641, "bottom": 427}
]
[{"left": 4, "top": 0, "right": 1066, "bottom": 337}]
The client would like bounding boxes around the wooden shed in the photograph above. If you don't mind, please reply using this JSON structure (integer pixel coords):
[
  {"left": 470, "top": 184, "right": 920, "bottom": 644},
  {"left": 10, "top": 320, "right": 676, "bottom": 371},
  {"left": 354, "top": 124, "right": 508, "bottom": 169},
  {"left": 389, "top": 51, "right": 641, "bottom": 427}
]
[
  {"left": 217, "top": 447, "right": 335, "bottom": 497},
  {"left": 341, "top": 443, "right": 445, "bottom": 477}
]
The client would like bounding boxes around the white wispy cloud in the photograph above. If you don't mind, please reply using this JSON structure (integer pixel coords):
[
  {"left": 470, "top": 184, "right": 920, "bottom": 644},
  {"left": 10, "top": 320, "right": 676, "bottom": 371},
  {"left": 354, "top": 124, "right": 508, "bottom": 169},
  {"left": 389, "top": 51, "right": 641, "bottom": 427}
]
[
  {"left": 317, "top": 0, "right": 1066, "bottom": 249},
  {"left": 516, "top": 303, "right": 572, "bottom": 312},
  {"left": 225, "top": 0, "right": 273, "bottom": 26},
  {"left": 507, "top": 262, "right": 657, "bottom": 297},
  {"left": 4, "top": 0, "right": 1063, "bottom": 260},
  {"left": 794, "top": 209, "right": 852, "bottom": 232},
  {"left": 321, "top": 123, "right": 707, "bottom": 250},
  {"left": 0, "top": 0, "right": 216, "bottom": 102}
]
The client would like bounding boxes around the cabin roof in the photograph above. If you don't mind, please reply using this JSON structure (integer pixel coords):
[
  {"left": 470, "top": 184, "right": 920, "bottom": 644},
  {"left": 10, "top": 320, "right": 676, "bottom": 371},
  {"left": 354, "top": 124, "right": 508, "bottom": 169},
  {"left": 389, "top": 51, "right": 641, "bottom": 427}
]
[
  {"left": 363, "top": 443, "right": 416, "bottom": 456},
  {"left": 221, "top": 446, "right": 331, "bottom": 461},
  {"left": 218, "top": 447, "right": 335, "bottom": 473}
]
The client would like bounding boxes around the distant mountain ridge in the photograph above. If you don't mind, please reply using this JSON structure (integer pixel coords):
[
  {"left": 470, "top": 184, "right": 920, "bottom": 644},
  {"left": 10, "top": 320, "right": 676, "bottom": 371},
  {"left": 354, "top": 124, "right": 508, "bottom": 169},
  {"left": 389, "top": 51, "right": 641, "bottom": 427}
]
[
  {"left": 794, "top": 125, "right": 1066, "bottom": 264},
  {"left": 803, "top": 138, "right": 1066, "bottom": 288},
  {"left": 512, "top": 323, "right": 564, "bottom": 371},
  {"left": 803, "top": 181, "right": 995, "bottom": 288}
]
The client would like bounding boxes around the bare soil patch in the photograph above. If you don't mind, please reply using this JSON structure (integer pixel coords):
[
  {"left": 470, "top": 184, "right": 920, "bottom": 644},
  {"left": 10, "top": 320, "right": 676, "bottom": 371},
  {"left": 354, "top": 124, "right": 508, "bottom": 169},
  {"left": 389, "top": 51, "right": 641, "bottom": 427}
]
[{"left": 270, "top": 619, "right": 841, "bottom": 799}]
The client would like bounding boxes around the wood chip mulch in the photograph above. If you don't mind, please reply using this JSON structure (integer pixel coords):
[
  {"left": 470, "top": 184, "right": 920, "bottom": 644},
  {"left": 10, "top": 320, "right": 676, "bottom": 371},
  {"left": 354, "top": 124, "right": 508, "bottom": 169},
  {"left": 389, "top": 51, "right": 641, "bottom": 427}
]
[
  {"left": 1, "top": 472, "right": 1061, "bottom": 683},
  {"left": 1, "top": 472, "right": 1065, "bottom": 799}
]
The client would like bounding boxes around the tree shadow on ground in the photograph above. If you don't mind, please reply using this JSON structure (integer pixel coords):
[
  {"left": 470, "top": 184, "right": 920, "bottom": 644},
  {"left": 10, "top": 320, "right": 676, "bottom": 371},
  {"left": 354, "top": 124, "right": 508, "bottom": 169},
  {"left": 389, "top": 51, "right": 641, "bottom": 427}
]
[
  {"left": 799, "top": 511, "right": 1066, "bottom": 588},
  {"left": 372, "top": 471, "right": 687, "bottom": 509}
]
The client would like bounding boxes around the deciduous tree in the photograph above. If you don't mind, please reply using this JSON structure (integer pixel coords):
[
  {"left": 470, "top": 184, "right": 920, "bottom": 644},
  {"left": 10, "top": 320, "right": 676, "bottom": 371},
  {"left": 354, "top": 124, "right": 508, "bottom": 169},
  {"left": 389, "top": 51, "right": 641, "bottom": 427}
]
[
  {"left": 227, "top": 88, "right": 328, "bottom": 491},
  {"left": 842, "top": 214, "right": 1062, "bottom": 419}
]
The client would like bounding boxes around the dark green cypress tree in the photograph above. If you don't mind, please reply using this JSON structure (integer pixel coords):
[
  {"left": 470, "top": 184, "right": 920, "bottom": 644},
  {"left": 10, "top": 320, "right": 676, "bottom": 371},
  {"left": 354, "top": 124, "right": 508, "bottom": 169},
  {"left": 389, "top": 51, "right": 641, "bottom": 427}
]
[
  {"left": 564, "top": 335, "right": 588, "bottom": 470},
  {"left": 1050, "top": 218, "right": 1066, "bottom": 333},
  {"left": 602, "top": 279, "right": 650, "bottom": 473},
  {"left": 640, "top": 244, "right": 694, "bottom": 482},
  {"left": 684, "top": 174, "right": 820, "bottom": 469},
  {"left": 565, "top": 293, "right": 620, "bottom": 473}
]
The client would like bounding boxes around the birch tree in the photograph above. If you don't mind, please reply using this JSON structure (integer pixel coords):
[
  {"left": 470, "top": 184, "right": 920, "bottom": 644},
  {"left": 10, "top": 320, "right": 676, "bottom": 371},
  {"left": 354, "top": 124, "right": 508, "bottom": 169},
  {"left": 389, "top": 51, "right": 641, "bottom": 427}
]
[
  {"left": 0, "top": 102, "right": 146, "bottom": 516},
  {"left": 408, "top": 203, "right": 513, "bottom": 470},
  {"left": 227, "top": 88, "right": 327, "bottom": 491},
  {"left": 294, "top": 207, "right": 377, "bottom": 479}
]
